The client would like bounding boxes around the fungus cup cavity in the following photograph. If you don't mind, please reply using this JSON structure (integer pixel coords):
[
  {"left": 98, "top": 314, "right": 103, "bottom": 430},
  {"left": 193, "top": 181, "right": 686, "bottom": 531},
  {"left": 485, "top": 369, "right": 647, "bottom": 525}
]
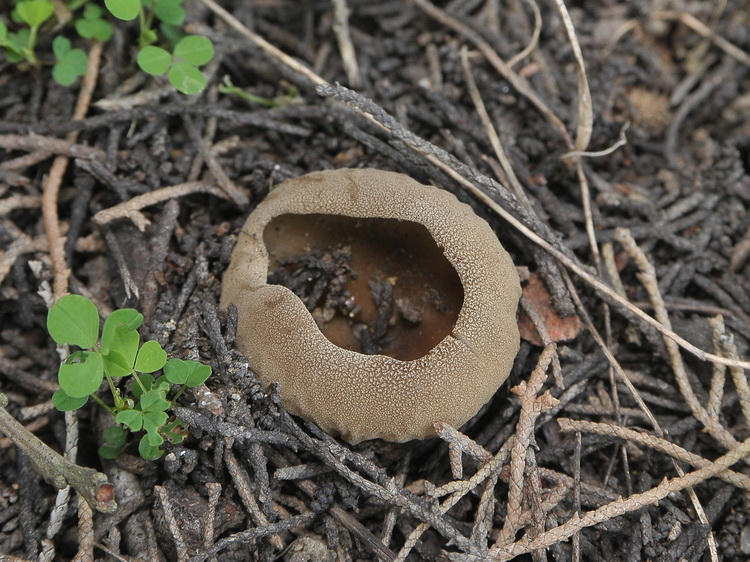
[{"left": 221, "top": 168, "right": 520, "bottom": 443}]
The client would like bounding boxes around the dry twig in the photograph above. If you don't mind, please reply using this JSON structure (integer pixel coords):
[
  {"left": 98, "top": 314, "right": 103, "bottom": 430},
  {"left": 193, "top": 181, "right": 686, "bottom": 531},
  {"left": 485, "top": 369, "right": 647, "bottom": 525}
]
[
  {"left": 557, "top": 418, "right": 750, "bottom": 492},
  {"left": 495, "top": 344, "right": 558, "bottom": 548},
  {"left": 330, "top": 0, "right": 362, "bottom": 88},
  {"left": 41, "top": 41, "right": 103, "bottom": 299},
  {"left": 92, "top": 182, "right": 229, "bottom": 231},
  {"left": 412, "top": 0, "right": 571, "bottom": 145},
  {"left": 490, "top": 435, "right": 750, "bottom": 560},
  {"left": 614, "top": 228, "right": 742, "bottom": 455},
  {"left": 224, "top": 448, "right": 284, "bottom": 550}
]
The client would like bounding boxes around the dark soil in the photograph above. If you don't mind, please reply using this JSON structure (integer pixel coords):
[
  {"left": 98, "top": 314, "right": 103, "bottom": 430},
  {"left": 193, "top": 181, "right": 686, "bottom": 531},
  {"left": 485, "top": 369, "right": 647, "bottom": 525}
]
[{"left": 2, "top": 1, "right": 750, "bottom": 560}]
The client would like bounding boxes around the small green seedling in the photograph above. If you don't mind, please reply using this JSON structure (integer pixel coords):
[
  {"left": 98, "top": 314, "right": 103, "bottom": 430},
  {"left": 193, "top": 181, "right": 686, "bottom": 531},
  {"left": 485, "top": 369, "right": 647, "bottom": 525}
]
[
  {"left": 137, "top": 34, "right": 214, "bottom": 95},
  {"left": 218, "top": 75, "right": 303, "bottom": 108},
  {"left": 106, "top": 0, "right": 213, "bottom": 94},
  {"left": 52, "top": 36, "right": 88, "bottom": 86},
  {"left": 0, "top": 0, "right": 55, "bottom": 65},
  {"left": 1, "top": 0, "right": 213, "bottom": 93},
  {"left": 47, "top": 294, "right": 212, "bottom": 460},
  {"left": 75, "top": 4, "right": 114, "bottom": 42}
]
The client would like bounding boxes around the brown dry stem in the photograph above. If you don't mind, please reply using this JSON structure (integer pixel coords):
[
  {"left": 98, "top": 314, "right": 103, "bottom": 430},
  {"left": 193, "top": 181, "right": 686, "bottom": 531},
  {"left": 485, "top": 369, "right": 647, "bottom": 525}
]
[
  {"left": 0, "top": 393, "right": 116, "bottom": 514},
  {"left": 490, "top": 435, "right": 750, "bottom": 560},
  {"left": 331, "top": 0, "right": 362, "bottom": 89},
  {"left": 557, "top": 418, "right": 750, "bottom": 492},
  {"left": 92, "top": 182, "right": 229, "bottom": 231},
  {"left": 72, "top": 499, "right": 94, "bottom": 562},
  {"left": 494, "top": 344, "right": 558, "bottom": 548},
  {"left": 459, "top": 46, "right": 532, "bottom": 210},
  {"left": 614, "top": 227, "right": 743, "bottom": 455},
  {"left": 224, "top": 448, "right": 284, "bottom": 550},
  {"left": 41, "top": 40, "right": 103, "bottom": 299},
  {"left": 412, "top": 0, "right": 571, "bottom": 146},
  {"left": 198, "top": 0, "right": 327, "bottom": 86}
]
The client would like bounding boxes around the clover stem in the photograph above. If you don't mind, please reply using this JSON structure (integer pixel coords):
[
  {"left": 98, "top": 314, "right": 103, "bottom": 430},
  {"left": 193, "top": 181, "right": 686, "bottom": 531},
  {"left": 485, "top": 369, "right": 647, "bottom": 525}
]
[
  {"left": 90, "top": 393, "right": 113, "bottom": 414},
  {"left": 25, "top": 25, "right": 39, "bottom": 64},
  {"left": 138, "top": 6, "right": 155, "bottom": 47},
  {"left": 131, "top": 372, "right": 148, "bottom": 394},
  {"left": 144, "top": 5, "right": 155, "bottom": 30},
  {"left": 23, "top": 32, "right": 39, "bottom": 66},
  {"left": 103, "top": 373, "right": 123, "bottom": 409},
  {"left": 138, "top": 8, "right": 148, "bottom": 47},
  {"left": 170, "top": 384, "right": 188, "bottom": 406}
]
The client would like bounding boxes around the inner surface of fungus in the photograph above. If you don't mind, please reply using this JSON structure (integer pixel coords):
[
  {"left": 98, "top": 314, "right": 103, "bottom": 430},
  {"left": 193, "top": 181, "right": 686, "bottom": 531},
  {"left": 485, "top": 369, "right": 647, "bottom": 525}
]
[{"left": 264, "top": 214, "right": 464, "bottom": 361}]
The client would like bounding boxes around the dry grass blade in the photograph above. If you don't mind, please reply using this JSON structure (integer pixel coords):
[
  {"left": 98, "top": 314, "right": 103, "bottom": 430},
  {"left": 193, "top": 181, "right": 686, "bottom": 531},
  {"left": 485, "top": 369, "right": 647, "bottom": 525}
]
[
  {"left": 92, "top": 182, "right": 230, "bottom": 231},
  {"left": 41, "top": 41, "right": 103, "bottom": 299},
  {"left": 552, "top": 0, "right": 592, "bottom": 158},
  {"left": 712, "top": 316, "right": 750, "bottom": 431},
  {"left": 459, "top": 46, "right": 532, "bottom": 210},
  {"left": 507, "top": 0, "right": 541, "bottom": 68},
  {"left": 614, "top": 228, "right": 743, "bottom": 456},
  {"left": 331, "top": 0, "right": 362, "bottom": 88},
  {"left": 198, "top": 0, "right": 328, "bottom": 86},
  {"left": 490, "top": 435, "right": 750, "bottom": 560},
  {"left": 557, "top": 418, "right": 750, "bottom": 491},
  {"left": 412, "top": 0, "right": 572, "bottom": 146},
  {"left": 651, "top": 10, "right": 750, "bottom": 67}
]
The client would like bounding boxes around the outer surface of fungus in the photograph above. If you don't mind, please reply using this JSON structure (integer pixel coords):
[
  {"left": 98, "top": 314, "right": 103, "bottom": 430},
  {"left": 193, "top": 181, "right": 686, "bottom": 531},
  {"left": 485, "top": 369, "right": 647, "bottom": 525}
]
[{"left": 221, "top": 168, "right": 520, "bottom": 444}]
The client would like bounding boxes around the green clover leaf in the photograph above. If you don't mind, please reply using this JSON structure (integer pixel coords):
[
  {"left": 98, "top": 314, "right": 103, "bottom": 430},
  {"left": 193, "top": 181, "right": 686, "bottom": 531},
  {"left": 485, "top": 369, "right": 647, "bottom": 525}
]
[
  {"left": 154, "top": 0, "right": 185, "bottom": 26},
  {"left": 139, "top": 389, "right": 170, "bottom": 413},
  {"left": 134, "top": 340, "right": 167, "bottom": 373},
  {"left": 173, "top": 35, "right": 213, "bottom": 66},
  {"left": 52, "top": 39, "right": 88, "bottom": 87},
  {"left": 102, "top": 325, "right": 139, "bottom": 377},
  {"left": 98, "top": 426, "right": 127, "bottom": 458},
  {"left": 104, "top": 425, "right": 127, "bottom": 447},
  {"left": 51, "top": 389, "right": 89, "bottom": 411},
  {"left": 76, "top": 5, "right": 113, "bottom": 41},
  {"left": 164, "top": 358, "right": 212, "bottom": 387},
  {"left": 115, "top": 409, "right": 143, "bottom": 432},
  {"left": 101, "top": 309, "right": 143, "bottom": 353},
  {"left": 15, "top": 0, "right": 55, "bottom": 28},
  {"left": 104, "top": 0, "right": 140, "bottom": 21},
  {"left": 58, "top": 351, "right": 104, "bottom": 398},
  {"left": 167, "top": 61, "right": 205, "bottom": 95},
  {"left": 162, "top": 419, "right": 186, "bottom": 444},
  {"left": 137, "top": 45, "right": 171, "bottom": 75},
  {"left": 4, "top": 29, "right": 29, "bottom": 62},
  {"left": 47, "top": 294, "right": 99, "bottom": 348},
  {"left": 52, "top": 35, "right": 71, "bottom": 58},
  {"left": 138, "top": 434, "right": 163, "bottom": 460},
  {"left": 142, "top": 411, "right": 168, "bottom": 445}
]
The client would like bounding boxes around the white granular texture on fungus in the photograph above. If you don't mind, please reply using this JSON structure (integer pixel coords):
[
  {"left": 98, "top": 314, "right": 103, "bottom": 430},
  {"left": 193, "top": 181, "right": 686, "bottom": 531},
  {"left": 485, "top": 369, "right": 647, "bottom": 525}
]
[{"left": 221, "top": 168, "right": 520, "bottom": 443}]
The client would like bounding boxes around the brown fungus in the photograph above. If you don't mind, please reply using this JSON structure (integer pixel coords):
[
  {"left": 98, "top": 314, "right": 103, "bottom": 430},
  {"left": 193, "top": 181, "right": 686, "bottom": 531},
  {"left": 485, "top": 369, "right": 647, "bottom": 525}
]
[{"left": 221, "top": 169, "right": 520, "bottom": 444}]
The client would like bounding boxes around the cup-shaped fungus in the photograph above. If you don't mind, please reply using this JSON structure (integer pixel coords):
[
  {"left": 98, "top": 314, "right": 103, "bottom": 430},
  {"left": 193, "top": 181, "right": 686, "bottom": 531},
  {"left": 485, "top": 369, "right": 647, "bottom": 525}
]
[{"left": 221, "top": 168, "right": 520, "bottom": 444}]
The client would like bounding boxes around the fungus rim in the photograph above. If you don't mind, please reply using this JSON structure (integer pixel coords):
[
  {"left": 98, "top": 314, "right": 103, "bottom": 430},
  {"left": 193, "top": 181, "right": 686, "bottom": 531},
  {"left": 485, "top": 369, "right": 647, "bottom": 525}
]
[{"left": 221, "top": 168, "right": 521, "bottom": 443}]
